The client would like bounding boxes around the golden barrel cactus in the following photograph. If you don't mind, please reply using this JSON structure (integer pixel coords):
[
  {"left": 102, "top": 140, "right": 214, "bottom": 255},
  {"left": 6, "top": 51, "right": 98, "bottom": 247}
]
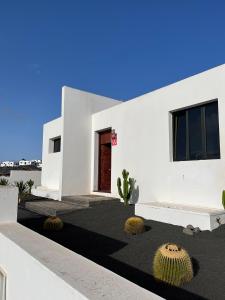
[
  {"left": 124, "top": 216, "right": 145, "bottom": 235},
  {"left": 153, "top": 243, "right": 193, "bottom": 286},
  {"left": 43, "top": 216, "right": 64, "bottom": 231}
]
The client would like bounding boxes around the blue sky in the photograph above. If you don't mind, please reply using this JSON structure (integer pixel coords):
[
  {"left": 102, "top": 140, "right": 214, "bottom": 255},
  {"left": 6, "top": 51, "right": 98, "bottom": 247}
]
[{"left": 1, "top": 0, "right": 225, "bottom": 160}]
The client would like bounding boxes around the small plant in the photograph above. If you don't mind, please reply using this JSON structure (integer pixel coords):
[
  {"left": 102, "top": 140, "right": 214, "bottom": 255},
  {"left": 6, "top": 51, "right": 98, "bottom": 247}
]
[
  {"left": 153, "top": 243, "right": 193, "bottom": 286},
  {"left": 124, "top": 216, "right": 145, "bottom": 235},
  {"left": 26, "top": 179, "right": 34, "bottom": 194},
  {"left": 15, "top": 181, "right": 28, "bottom": 202},
  {"left": 0, "top": 178, "right": 9, "bottom": 186},
  {"left": 117, "top": 169, "right": 133, "bottom": 205},
  {"left": 222, "top": 190, "right": 225, "bottom": 209},
  {"left": 43, "top": 216, "right": 64, "bottom": 231}
]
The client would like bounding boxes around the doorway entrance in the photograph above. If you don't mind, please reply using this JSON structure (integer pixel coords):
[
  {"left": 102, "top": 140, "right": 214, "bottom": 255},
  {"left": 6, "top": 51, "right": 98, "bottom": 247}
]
[{"left": 98, "top": 129, "right": 112, "bottom": 192}]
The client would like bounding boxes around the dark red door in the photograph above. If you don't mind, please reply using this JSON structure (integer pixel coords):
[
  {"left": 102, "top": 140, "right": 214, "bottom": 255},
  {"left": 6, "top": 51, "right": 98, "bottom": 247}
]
[{"left": 98, "top": 130, "right": 111, "bottom": 192}]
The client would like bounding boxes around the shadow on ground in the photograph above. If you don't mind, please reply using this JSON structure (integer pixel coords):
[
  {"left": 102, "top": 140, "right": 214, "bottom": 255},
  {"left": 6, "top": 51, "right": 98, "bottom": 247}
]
[{"left": 19, "top": 212, "right": 206, "bottom": 300}]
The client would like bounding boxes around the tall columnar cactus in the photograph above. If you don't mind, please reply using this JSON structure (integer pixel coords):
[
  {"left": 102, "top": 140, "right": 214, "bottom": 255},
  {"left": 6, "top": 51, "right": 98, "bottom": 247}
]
[
  {"left": 153, "top": 243, "right": 193, "bottom": 286},
  {"left": 222, "top": 190, "right": 225, "bottom": 209},
  {"left": 117, "top": 169, "right": 133, "bottom": 205}
]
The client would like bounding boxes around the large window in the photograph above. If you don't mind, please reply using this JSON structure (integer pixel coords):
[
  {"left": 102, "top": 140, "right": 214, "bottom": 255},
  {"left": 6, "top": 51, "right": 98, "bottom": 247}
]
[{"left": 173, "top": 101, "right": 220, "bottom": 161}]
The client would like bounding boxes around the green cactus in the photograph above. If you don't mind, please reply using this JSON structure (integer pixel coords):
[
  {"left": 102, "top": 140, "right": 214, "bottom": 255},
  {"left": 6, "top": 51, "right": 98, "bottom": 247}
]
[
  {"left": 153, "top": 243, "right": 193, "bottom": 286},
  {"left": 43, "top": 216, "right": 64, "bottom": 231},
  {"left": 117, "top": 169, "right": 133, "bottom": 205},
  {"left": 222, "top": 190, "right": 225, "bottom": 209}
]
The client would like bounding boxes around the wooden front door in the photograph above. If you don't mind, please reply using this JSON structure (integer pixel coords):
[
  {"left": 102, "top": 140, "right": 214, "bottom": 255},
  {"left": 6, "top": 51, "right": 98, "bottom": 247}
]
[{"left": 98, "top": 129, "right": 111, "bottom": 192}]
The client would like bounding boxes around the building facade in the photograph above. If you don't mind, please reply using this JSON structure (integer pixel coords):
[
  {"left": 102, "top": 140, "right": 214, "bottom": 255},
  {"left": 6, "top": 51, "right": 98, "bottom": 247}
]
[{"left": 33, "top": 65, "right": 225, "bottom": 229}]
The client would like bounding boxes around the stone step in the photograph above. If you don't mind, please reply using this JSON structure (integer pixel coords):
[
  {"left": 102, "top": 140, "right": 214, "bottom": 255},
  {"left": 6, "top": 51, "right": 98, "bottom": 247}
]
[
  {"left": 25, "top": 200, "right": 88, "bottom": 217},
  {"left": 62, "top": 195, "right": 120, "bottom": 207}
]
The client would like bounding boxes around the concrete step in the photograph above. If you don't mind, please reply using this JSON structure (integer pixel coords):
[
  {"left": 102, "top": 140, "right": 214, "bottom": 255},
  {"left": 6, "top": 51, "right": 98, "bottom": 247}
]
[
  {"left": 62, "top": 195, "right": 120, "bottom": 207},
  {"left": 25, "top": 200, "right": 88, "bottom": 217}
]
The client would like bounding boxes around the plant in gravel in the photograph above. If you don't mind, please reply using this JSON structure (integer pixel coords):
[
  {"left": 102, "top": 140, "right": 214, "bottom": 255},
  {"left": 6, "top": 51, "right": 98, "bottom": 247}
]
[
  {"left": 26, "top": 179, "right": 34, "bottom": 194},
  {"left": 124, "top": 216, "right": 145, "bottom": 235},
  {"left": 117, "top": 169, "right": 133, "bottom": 205},
  {"left": 0, "top": 178, "right": 9, "bottom": 186},
  {"left": 15, "top": 181, "right": 28, "bottom": 202},
  {"left": 222, "top": 190, "right": 225, "bottom": 209},
  {"left": 153, "top": 243, "right": 193, "bottom": 286},
  {"left": 43, "top": 216, "right": 64, "bottom": 231}
]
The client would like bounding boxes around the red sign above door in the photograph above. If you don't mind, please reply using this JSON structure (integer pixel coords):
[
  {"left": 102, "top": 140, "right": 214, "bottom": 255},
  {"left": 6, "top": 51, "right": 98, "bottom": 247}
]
[{"left": 111, "top": 129, "right": 117, "bottom": 146}]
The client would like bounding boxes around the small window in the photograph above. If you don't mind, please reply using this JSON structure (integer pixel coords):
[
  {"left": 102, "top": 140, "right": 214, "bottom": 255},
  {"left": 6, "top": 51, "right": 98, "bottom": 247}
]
[
  {"left": 53, "top": 137, "right": 61, "bottom": 153},
  {"left": 173, "top": 100, "right": 220, "bottom": 161},
  {"left": 49, "top": 137, "right": 61, "bottom": 153}
]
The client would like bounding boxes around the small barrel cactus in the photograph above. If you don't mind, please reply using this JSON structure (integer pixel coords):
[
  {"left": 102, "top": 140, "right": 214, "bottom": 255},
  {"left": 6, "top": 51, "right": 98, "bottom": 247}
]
[
  {"left": 124, "top": 216, "right": 145, "bottom": 235},
  {"left": 117, "top": 169, "right": 133, "bottom": 205},
  {"left": 43, "top": 216, "right": 64, "bottom": 231},
  {"left": 153, "top": 243, "right": 193, "bottom": 286}
]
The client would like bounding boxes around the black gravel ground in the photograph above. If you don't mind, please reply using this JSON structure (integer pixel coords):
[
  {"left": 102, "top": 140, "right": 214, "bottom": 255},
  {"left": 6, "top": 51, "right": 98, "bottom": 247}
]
[{"left": 18, "top": 203, "right": 225, "bottom": 300}]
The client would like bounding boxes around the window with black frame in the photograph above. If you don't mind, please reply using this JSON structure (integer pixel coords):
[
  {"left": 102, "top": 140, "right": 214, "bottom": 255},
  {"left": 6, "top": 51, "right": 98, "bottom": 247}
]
[
  {"left": 172, "top": 101, "right": 220, "bottom": 161},
  {"left": 53, "top": 137, "right": 61, "bottom": 153}
]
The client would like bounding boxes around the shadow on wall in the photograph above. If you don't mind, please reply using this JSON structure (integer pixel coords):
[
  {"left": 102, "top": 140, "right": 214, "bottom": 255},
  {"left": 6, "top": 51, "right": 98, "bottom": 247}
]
[{"left": 130, "top": 179, "right": 139, "bottom": 204}]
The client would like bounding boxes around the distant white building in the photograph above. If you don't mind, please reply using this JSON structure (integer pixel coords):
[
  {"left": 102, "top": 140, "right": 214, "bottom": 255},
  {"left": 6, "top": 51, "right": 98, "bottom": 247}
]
[{"left": 0, "top": 161, "right": 15, "bottom": 167}]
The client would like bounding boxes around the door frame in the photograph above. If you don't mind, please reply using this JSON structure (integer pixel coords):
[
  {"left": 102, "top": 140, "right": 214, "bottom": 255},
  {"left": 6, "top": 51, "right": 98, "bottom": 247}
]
[{"left": 96, "top": 128, "right": 112, "bottom": 193}]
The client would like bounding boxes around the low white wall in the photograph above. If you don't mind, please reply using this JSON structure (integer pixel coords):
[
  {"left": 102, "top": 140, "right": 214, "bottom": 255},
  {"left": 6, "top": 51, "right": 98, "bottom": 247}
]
[
  {"left": 92, "top": 64, "right": 225, "bottom": 209},
  {"left": 0, "top": 223, "right": 162, "bottom": 300},
  {"left": 41, "top": 117, "right": 62, "bottom": 191},
  {"left": 0, "top": 187, "right": 17, "bottom": 222},
  {"left": 2, "top": 170, "right": 42, "bottom": 186}
]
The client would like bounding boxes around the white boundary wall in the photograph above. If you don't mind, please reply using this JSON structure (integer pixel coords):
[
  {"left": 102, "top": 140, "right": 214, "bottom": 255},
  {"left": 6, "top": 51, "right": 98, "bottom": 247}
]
[{"left": 0, "top": 171, "right": 41, "bottom": 186}]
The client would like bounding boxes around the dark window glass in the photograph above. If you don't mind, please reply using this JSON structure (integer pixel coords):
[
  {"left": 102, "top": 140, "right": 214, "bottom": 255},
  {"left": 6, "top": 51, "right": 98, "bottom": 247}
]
[
  {"left": 188, "top": 107, "right": 203, "bottom": 160},
  {"left": 173, "top": 111, "right": 186, "bottom": 161},
  {"left": 205, "top": 102, "right": 220, "bottom": 159},
  {"left": 173, "top": 100, "right": 220, "bottom": 161},
  {"left": 53, "top": 138, "right": 61, "bottom": 153}
]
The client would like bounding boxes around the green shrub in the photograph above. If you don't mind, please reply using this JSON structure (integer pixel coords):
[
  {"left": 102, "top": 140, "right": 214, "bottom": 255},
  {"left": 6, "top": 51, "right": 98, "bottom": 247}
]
[
  {"left": 26, "top": 179, "right": 34, "bottom": 194},
  {"left": 15, "top": 181, "right": 28, "bottom": 202},
  {"left": 153, "top": 243, "right": 193, "bottom": 286},
  {"left": 117, "top": 169, "right": 133, "bottom": 205},
  {"left": 0, "top": 178, "right": 9, "bottom": 186}
]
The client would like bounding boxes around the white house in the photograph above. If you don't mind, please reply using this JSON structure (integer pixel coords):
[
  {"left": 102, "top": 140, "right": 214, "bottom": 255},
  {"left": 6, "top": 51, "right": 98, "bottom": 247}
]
[
  {"left": 0, "top": 161, "right": 16, "bottom": 167},
  {"left": 19, "top": 159, "right": 41, "bottom": 166},
  {"left": 33, "top": 64, "right": 225, "bottom": 230}
]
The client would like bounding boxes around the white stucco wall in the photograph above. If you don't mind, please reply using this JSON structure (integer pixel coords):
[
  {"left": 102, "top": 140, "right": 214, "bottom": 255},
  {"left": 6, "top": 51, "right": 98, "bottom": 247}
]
[
  {"left": 61, "top": 86, "right": 121, "bottom": 197},
  {"left": 41, "top": 117, "right": 62, "bottom": 190},
  {"left": 92, "top": 64, "right": 225, "bottom": 209}
]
